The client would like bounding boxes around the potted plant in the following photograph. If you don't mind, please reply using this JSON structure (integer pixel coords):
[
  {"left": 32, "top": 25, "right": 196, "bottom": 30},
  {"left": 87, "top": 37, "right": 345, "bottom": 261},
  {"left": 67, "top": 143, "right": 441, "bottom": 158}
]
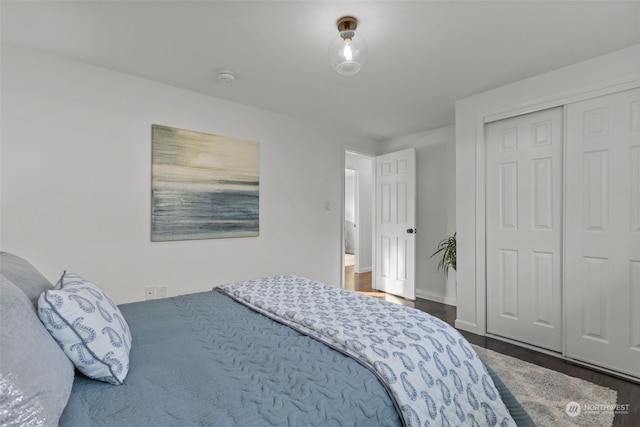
[
  {"left": 431, "top": 232, "right": 456, "bottom": 274},
  {"left": 431, "top": 232, "right": 457, "bottom": 302}
]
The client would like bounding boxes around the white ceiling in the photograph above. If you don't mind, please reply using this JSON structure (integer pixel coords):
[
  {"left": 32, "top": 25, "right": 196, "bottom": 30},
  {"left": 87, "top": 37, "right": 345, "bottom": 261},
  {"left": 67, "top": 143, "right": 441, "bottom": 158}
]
[{"left": 2, "top": 1, "right": 639, "bottom": 141}]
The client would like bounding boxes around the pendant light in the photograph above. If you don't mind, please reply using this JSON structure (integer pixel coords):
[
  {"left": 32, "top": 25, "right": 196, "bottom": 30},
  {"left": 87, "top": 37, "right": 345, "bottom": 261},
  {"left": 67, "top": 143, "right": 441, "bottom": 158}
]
[{"left": 328, "top": 16, "right": 368, "bottom": 76}]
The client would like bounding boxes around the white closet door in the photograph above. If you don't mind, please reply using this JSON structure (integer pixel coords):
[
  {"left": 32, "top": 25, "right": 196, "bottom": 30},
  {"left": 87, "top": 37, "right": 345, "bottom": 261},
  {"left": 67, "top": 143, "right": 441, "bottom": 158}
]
[
  {"left": 565, "top": 87, "right": 640, "bottom": 377},
  {"left": 486, "top": 108, "right": 563, "bottom": 352}
]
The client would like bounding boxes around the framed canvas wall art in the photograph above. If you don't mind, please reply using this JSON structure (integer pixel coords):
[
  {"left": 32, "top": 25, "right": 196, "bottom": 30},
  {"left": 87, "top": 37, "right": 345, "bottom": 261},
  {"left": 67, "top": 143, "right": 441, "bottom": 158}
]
[{"left": 151, "top": 124, "right": 259, "bottom": 241}]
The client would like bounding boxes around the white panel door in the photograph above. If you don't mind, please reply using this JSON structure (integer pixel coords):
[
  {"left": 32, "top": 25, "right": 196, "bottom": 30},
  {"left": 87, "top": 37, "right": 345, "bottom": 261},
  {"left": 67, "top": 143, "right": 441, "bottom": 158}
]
[
  {"left": 375, "top": 148, "right": 416, "bottom": 300},
  {"left": 565, "top": 87, "right": 640, "bottom": 378},
  {"left": 486, "top": 108, "right": 563, "bottom": 352}
]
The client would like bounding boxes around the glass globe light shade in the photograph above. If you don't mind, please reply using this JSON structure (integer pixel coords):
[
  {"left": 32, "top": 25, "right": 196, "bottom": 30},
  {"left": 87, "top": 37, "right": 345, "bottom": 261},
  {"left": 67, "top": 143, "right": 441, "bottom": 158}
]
[{"left": 328, "top": 29, "right": 368, "bottom": 76}]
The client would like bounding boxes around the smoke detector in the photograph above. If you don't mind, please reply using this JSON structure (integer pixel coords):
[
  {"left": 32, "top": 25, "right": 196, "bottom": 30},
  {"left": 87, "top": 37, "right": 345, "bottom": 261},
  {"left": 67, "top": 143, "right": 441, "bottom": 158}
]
[{"left": 217, "top": 70, "right": 237, "bottom": 83}]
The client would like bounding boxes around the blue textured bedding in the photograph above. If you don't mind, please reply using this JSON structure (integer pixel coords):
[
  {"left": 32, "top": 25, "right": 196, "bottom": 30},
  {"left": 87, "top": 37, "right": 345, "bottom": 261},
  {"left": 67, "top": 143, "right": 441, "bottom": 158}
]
[
  {"left": 60, "top": 290, "right": 402, "bottom": 426},
  {"left": 60, "top": 286, "right": 533, "bottom": 427}
]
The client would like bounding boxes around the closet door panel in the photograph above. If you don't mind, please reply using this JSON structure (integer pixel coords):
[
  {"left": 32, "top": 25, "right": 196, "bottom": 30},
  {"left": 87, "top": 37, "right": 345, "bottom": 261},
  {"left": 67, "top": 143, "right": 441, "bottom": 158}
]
[
  {"left": 565, "top": 87, "right": 640, "bottom": 378},
  {"left": 486, "top": 107, "right": 563, "bottom": 352}
]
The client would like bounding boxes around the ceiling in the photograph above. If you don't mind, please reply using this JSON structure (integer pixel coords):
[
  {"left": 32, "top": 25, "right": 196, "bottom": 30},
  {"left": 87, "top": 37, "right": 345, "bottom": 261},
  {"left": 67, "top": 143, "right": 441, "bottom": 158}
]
[{"left": 2, "top": 1, "right": 639, "bottom": 141}]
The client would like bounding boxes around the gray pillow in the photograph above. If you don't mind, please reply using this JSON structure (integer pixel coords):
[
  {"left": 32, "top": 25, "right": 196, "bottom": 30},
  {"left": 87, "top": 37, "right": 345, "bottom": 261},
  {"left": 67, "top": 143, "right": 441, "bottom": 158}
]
[
  {"left": 0, "top": 252, "right": 54, "bottom": 308},
  {"left": 0, "top": 276, "right": 75, "bottom": 426}
]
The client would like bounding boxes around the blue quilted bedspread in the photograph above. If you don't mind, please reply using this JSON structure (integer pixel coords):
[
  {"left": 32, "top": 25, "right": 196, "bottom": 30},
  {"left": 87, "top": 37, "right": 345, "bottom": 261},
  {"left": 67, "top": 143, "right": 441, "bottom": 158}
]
[
  {"left": 60, "top": 290, "right": 402, "bottom": 426},
  {"left": 218, "top": 276, "right": 516, "bottom": 427}
]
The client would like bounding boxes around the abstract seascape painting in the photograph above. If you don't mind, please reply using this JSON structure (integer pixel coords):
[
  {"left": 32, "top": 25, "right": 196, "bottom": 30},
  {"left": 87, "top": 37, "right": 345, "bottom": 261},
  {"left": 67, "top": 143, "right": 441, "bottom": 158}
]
[{"left": 151, "top": 125, "right": 259, "bottom": 241}]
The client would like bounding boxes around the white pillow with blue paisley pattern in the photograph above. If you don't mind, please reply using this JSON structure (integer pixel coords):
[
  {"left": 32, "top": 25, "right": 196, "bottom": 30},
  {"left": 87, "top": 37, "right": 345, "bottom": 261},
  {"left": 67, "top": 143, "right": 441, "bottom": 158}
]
[{"left": 37, "top": 271, "right": 132, "bottom": 385}]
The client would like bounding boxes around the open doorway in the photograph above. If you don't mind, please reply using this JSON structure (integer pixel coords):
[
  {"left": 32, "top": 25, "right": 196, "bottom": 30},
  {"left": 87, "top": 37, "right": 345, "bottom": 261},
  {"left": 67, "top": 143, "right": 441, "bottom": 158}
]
[{"left": 344, "top": 151, "right": 374, "bottom": 292}]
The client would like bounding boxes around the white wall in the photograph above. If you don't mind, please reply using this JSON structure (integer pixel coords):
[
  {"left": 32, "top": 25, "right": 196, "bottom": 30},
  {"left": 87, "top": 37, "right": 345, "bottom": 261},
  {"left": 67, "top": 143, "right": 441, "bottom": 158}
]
[
  {"left": 455, "top": 44, "right": 640, "bottom": 334},
  {"left": 383, "top": 125, "right": 456, "bottom": 304},
  {"left": 345, "top": 152, "right": 373, "bottom": 273},
  {"left": 0, "top": 45, "right": 378, "bottom": 303}
]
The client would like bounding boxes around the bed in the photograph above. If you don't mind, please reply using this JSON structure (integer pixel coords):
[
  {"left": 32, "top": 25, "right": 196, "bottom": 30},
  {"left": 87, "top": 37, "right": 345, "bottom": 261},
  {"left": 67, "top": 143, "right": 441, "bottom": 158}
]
[{"left": 0, "top": 252, "right": 534, "bottom": 427}]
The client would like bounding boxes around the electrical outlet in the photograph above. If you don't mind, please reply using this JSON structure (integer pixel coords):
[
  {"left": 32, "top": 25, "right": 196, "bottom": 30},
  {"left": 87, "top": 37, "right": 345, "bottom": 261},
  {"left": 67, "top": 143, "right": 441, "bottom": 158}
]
[
  {"left": 144, "top": 287, "right": 157, "bottom": 300},
  {"left": 157, "top": 286, "right": 167, "bottom": 299}
]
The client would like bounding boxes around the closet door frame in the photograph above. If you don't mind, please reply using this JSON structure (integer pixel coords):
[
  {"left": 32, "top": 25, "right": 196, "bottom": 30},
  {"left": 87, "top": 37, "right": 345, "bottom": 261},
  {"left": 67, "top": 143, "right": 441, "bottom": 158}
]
[{"left": 472, "top": 76, "right": 640, "bottom": 381}]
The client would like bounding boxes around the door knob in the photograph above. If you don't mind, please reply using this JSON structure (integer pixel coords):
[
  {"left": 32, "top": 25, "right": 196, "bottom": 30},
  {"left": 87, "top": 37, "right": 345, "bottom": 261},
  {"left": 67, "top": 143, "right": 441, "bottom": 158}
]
[{"left": 406, "top": 228, "right": 417, "bottom": 234}]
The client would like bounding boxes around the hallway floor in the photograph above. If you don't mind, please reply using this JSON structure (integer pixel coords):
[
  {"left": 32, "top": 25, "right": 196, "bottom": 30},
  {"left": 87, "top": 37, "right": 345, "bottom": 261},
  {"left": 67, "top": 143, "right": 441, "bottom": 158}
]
[{"left": 344, "top": 264, "right": 415, "bottom": 307}]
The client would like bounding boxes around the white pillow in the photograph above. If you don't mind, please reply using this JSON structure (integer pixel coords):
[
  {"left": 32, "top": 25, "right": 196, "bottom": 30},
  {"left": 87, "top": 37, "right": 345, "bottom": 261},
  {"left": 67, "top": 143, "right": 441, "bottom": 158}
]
[{"left": 38, "top": 271, "right": 132, "bottom": 385}]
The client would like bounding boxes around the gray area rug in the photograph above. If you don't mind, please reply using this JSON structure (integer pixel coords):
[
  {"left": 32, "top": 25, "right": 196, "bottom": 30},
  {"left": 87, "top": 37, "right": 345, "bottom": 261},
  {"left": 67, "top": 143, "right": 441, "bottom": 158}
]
[{"left": 473, "top": 345, "right": 617, "bottom": 427}]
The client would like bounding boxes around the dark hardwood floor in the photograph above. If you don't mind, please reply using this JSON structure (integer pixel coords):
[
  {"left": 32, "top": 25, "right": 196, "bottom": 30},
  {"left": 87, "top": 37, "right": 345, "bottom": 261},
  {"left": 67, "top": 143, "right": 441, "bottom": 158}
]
[{"left": 345, "top": 268, "right": 640, "bottom": 427}]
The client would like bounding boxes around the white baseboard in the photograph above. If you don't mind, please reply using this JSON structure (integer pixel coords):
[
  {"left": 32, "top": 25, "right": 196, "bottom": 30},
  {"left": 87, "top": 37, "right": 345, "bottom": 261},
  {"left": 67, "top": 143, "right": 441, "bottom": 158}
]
[
  {"left": 454, "top": 319, "right": 479, "bottom": 334},
  {"left": 415, "top": 289, "right": 456, "bottom": 306},
  {"left": 355, "top": 266, "right": 372, "bottom": 274}
]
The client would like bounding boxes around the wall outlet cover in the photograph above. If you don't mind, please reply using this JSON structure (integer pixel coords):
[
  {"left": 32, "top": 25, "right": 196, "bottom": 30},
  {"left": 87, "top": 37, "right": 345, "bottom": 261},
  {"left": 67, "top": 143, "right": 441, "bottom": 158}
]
[{"left": 157, "top": 286, "right": 167, "bottom": 298}]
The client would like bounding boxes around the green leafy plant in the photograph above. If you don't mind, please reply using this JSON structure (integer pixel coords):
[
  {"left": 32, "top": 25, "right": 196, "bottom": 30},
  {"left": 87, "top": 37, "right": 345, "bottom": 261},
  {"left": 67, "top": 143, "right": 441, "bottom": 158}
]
[{"left": 431, "top": 232, "right": 456, "bottom": 275}]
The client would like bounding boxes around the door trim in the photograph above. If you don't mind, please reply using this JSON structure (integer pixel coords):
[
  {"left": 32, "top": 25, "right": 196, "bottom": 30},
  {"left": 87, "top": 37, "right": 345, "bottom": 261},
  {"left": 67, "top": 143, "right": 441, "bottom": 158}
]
[{"left": 342, "top": 148, "right": 376, "bottom": 289}]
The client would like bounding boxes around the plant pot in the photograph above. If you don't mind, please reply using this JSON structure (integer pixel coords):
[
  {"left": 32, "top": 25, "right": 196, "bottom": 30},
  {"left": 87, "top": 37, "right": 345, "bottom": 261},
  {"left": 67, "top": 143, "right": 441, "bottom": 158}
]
[{"left": 445, "top": 269, "right": 457, "bottom": 302}]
